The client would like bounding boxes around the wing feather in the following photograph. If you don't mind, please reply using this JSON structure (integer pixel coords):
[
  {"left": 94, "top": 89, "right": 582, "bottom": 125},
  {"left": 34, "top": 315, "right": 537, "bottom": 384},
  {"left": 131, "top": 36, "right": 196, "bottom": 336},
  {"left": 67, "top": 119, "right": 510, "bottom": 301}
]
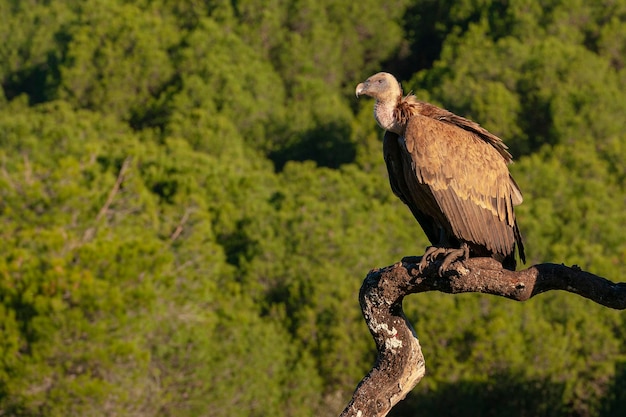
[
  {"left": 383, "top": 131, "right": 441, "bottom": 245},
  {"left": 402, "top": 115, "right": 519, "bottom": 257},
  {"left": 401, "top": 99, "right": 524, "bottom": 207}
]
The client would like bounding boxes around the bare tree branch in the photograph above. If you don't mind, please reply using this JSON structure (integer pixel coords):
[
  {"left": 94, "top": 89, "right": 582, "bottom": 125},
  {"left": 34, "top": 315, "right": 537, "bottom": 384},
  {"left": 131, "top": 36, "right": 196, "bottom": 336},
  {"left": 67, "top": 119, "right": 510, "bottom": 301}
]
[
  {"left": 82, "top": 157, "right": 132, "bottom": 242},
  {"left": 340, "top": 256, "right": 626, "bottom": 417},
  {"left": 169, "top": 208, "right": 191, "bottom": 242}
]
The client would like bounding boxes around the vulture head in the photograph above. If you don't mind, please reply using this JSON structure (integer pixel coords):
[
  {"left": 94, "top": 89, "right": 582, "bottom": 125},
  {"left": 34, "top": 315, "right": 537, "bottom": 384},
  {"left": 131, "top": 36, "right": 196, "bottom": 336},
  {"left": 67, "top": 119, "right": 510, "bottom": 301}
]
[
  {"left": 355, "top": 72, "right": 402, "bottom": 103},
  {"left": 356, "top": 72, "right": 405, "bottom": 134}
]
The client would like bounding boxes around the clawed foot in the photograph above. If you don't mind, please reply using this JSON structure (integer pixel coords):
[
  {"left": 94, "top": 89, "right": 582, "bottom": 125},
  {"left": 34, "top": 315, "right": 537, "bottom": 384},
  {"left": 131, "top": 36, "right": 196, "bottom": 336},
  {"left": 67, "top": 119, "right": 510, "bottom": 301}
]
[{"left": 418, "top": 244, "right": 470, "bottom": 276}]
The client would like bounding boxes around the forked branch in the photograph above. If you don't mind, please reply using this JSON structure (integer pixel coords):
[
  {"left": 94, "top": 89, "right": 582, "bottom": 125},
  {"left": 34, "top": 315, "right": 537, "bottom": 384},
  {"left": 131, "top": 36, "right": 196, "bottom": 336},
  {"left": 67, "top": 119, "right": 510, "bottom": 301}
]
[{"left": 340, "top": 257, "right": 626, "bottom": 417}]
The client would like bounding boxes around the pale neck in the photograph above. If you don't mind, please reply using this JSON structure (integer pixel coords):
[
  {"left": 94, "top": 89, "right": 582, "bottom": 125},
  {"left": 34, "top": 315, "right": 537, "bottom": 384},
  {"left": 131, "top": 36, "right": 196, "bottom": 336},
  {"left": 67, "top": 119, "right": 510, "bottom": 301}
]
[{"left": 374, "top": 99, "right": 402, "bottom": 134}]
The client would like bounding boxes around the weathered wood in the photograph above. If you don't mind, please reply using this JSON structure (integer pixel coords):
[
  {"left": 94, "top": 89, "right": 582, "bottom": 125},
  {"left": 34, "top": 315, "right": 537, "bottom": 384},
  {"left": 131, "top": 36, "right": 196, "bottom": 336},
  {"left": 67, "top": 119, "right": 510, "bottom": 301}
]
[{"left": 340, "top": 257, "right": 626, "bottom": 417}]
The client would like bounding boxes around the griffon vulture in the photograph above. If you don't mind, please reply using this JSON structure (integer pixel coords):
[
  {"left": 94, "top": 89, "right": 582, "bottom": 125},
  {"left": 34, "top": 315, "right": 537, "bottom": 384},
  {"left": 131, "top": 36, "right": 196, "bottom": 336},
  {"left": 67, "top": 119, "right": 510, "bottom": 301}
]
[{"left": 356, "top": 72, "right": 525, "bottom": 273}]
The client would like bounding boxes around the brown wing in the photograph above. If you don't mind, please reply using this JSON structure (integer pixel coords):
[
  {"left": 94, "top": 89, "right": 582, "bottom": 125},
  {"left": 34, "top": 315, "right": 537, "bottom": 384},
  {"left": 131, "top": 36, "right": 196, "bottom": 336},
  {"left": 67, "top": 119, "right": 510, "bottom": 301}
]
[
  {"left": 401, "top": 114, "right": 523, "bottom": 260},
  {"left": 383, "top": 131, "right": 441, "bottom": 246}
]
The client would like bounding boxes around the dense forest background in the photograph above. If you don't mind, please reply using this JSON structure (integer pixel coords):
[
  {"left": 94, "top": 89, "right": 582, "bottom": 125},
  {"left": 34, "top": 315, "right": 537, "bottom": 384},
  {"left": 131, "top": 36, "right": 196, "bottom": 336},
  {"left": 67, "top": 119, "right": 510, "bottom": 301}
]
[{"left": 0, "top": 0, "right": 625, "bottom": 416}]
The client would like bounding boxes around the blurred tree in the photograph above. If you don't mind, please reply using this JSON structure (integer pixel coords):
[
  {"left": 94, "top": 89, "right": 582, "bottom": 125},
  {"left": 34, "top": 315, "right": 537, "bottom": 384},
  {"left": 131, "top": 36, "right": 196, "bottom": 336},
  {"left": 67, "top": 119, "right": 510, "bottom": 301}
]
[
  {"left": 55, "top": 0, "right": 179, "bottom": 123},
  {"left": 0, "top": 2, "right": 75, "bottom": 103}
]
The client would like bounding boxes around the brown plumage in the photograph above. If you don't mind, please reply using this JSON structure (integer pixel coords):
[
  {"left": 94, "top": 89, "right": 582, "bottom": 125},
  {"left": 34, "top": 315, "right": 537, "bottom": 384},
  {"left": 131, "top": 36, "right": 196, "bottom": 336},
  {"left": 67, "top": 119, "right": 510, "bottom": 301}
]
[{"left": 356, "top": 72, "right": 525, "bottom": 271}]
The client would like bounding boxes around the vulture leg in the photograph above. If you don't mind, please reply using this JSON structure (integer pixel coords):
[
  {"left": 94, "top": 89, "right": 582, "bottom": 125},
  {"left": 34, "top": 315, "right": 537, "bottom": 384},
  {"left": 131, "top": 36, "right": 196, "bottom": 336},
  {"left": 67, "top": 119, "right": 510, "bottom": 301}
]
[
  {"left": 418, "top": 246, "right": 448, "bottom": 273},
  {"left": 437, "top": 243, "right": 470, "bottom": 275},
  {"left": 418, "top": 243, "right": 470, "bottom": 276}
]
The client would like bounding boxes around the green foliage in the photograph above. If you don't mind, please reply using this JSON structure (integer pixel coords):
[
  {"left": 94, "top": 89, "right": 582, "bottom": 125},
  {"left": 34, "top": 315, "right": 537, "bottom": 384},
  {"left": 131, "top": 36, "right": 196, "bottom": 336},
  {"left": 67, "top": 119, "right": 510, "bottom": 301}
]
[
  {"left": 56, "top": 1, "right": 179, "bottom": 122},
  {"left": 0, "top": 2, "right": 76, "bottom": 103},
  {"left": 0, "top": 0, "right": 625, "bottom": 416}
]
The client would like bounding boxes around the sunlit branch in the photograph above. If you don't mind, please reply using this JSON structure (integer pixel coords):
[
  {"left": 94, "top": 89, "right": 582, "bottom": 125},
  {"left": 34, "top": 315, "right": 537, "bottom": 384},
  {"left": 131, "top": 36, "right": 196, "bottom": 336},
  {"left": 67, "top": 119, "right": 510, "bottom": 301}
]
[{"left": 340, "top": 257, "right": 626, "bottom": 417}]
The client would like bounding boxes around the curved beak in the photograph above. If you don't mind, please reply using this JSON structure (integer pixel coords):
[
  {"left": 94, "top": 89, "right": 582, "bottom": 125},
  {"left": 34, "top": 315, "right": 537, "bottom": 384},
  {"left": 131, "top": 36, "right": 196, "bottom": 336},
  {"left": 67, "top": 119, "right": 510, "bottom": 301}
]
[{"left": 355, "top": 82, "right": 366, "bottom": 98}]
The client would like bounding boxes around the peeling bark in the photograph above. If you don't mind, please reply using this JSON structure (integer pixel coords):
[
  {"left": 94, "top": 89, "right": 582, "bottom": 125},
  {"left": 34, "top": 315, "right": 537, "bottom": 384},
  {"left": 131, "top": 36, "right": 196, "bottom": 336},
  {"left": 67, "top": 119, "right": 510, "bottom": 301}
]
[{"left": 340, "top": 257, "right": 626, "bottom": 417}]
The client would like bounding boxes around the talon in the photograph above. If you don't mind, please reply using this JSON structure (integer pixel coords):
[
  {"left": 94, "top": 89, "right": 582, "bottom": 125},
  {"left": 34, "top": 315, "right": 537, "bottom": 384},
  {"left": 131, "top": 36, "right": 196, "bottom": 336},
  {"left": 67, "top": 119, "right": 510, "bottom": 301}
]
[
  {"left": 420, "top": 244, "right": 470, "bottom": 276},
  {"left": 418, "top": 246, "right": 441, "bottom": 273},
  {"left": 438, "top": 252, "right": 458, "bottom": 275}
]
